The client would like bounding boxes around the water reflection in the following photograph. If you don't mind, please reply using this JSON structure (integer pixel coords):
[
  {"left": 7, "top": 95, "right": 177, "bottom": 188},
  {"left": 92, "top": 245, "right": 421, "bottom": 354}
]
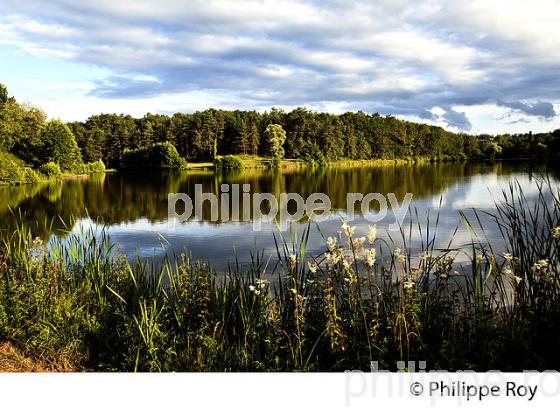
[{"left": 0, "top": 161, "right": 556, "bottom": 270}]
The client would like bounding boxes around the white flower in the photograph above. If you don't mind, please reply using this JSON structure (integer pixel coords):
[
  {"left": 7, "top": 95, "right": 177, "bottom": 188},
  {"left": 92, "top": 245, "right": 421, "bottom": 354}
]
[
  {"left": 341, "top": 221, "right": 355, "bottom": 237},
  {"left": 419, "top": 251, "right": 430, "bottom": 261},
  {"left": 403, "top": 280, "right": 415, "bottom": 289},
  {"left": 532, "top": 259, "right": 549, "bottom": 272},
  {"left": 367, "top": 225, "right": 377, "bottom": 244},
  {"left": 308, "top": 261, "right": 318, "bottom": 273},
  {"left": 362, "top": 248, "right": 376, "bottom": 267},
  {"left": 353, "top": 236, "right": 366, "bottom": 249},
  {"left": 551, "top": 226, "right": 560, "bottom": 239},
  {"left": 503, "top": 252, "right": 513, "bottom": 262},
  {"left": 325, "top": 252, "right": 340, "bottom": 264},
  {"left": 504, "top": 267, "right": 513, "bottom": 276},
  {"left": 342, "top": 259, "right": 351, "bottom": 271},
  {"left": 326, "top": 236, "right": 337, "bottom": 252},
  {"left": 394, "top": 248, "right": 406, "bottom": 264},
  {"left": 255, "top": 278, "right": 269, "bottom": 289},
  {"left": 513, "top": 276, "right": 523, "bottom": 286},
  {"left": 289, "top": 288, "right": 297, "bottom": 295}
]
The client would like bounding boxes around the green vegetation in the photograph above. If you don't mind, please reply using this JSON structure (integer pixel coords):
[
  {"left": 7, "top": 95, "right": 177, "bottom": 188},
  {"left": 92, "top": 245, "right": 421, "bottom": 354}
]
[
  {"left": 214, "top": 155, "right": 244, "bottom": 170},
  {"left": 2, "top": 80, "right": 560, "bottom": 185},
  {"left": 65, "top": 107, "right": 560, "bottom": 168},
  {"left": 121, "top": 142, "right": 187, "bottom": 170},
  {"left": 264, "top": 123, "right": 287, "bottom": 167},
  {"left": 41, "top": 120, "right": 83, "bottom": 172},
  {"left": 0, "top": 84, "right": 110, "bottom": 184},
  {"left": 1, "top": 181, "right": 559, "bottom": 371},
  {"left": 0, "top": 151, "right": 41, "bottom": 185},
  {"left": 38, "top": 162, "right": 62, "bottom": 180}
]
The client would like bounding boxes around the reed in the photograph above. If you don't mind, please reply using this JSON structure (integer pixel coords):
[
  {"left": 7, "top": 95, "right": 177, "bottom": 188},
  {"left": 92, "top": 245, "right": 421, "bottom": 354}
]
[{"left": 1, "top": 179, "right": 559, "bottom": 371}]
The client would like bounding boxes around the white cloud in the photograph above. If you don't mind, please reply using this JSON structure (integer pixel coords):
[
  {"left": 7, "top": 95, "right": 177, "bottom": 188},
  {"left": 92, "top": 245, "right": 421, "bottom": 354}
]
[{"left": 0, "top": 0, "right": 558, "bottom": 132}]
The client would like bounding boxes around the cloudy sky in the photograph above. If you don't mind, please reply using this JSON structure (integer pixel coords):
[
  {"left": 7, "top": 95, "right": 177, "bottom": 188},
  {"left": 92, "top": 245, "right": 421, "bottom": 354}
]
[{"left": 1, "top": 0, "right": 559, "bottom": 134}]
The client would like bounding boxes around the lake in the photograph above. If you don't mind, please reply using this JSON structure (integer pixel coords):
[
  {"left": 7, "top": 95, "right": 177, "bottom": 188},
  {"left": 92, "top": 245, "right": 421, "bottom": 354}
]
[{"left": 1, "top": 161, "right": 557, "bottom": 271}]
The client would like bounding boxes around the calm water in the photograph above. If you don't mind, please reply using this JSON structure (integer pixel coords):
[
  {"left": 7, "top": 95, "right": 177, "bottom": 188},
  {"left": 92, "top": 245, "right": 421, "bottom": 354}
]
[{"left": 1, "top": 162, "right": 557, "bottom": 270}]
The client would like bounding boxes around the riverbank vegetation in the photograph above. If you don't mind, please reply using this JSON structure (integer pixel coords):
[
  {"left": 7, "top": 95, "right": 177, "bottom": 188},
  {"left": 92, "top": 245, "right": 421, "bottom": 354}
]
[
  {"left": 1, "top": 180, "right": 559, "bottom": 371},
  {"left": 3, "top": 82, "right": 560, "bottom": 184},
  {"left": 0, "top": 84, "right": 106, "bottom": 185}
]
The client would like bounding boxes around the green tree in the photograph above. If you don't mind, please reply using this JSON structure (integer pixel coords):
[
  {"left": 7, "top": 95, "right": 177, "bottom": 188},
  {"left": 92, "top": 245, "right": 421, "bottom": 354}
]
[
  {"left": 249, "top": 123, "right": 260, "bottom": 155},
  {"left": 265, "top": 124, "right": 286, "bottom": 167},
  {"left": 41, "top": 119, "right": 83, "bottom": 171}
]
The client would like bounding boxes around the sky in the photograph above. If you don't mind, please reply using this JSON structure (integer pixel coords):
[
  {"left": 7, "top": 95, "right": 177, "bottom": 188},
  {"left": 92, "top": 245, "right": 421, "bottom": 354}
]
[{"left": 0, "top": 0, "right": 559, "bottom": 135}]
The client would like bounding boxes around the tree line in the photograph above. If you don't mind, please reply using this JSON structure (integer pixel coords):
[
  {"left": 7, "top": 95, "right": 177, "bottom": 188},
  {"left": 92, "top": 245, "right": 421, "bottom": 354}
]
[{"left": 2, "top": 82, "right": 560, "bottom": 172}]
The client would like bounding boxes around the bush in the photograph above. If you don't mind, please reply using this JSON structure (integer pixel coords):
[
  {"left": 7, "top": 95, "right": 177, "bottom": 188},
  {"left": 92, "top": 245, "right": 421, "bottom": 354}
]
[
  {"left": 0, "top": 150, "right": 41, "bottom": 185},
  {"left": 73, "top": 160, "right": 106, "bottom": 174},
  {"left": 87, "top": 160, "right": 106, "bottom": 173},
  {"left": 214, "top": 155, "right": 243, "bottom": 170},
  {"left": 121, "top": 142, "right": 187, "bottom": 170},
  {"left": 39, "top": 162, "right": 62, "bottom": 179}
]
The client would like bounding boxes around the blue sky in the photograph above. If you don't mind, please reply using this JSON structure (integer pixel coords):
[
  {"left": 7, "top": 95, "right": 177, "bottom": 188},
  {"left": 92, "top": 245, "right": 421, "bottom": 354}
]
[{"left": 1, "top": 0, "right": 559, "bottom": 134}]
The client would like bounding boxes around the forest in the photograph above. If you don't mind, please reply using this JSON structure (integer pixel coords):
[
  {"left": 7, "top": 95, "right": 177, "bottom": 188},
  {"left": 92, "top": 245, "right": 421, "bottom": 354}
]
[{"left": 2, "top": 82, "right": 560, "bottom": 176}]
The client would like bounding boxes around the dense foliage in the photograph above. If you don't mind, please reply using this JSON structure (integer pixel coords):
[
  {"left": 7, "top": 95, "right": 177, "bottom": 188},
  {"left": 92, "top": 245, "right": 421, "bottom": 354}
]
[
  {"left": 121, "top": 142, "right": 187, "bottom": 170},
  {"left": 0, "top": 151, "right": 41, "bottom": 185},
  {"left": 214, "top": 155, "right": 244, "bottom": 170},
  {"left": 2, "top": 82, "right": 560, "bottom": 180},
  {"left": 67, "top": 108, "right": 560, "bottom": 168}
]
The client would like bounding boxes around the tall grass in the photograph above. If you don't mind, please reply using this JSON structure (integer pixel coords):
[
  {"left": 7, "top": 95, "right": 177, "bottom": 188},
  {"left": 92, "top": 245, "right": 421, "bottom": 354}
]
[{"left": 0, "top": 180, "right": 559, "bottom": 371}]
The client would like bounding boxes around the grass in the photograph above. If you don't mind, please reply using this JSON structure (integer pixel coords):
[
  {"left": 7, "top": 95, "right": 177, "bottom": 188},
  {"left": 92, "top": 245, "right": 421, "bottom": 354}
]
[
  {"left": 0, "top": 179, "right": 559, "bottom": 371},
  {"left": 188, "top": 155, "right": 422, "bottom": 171}
]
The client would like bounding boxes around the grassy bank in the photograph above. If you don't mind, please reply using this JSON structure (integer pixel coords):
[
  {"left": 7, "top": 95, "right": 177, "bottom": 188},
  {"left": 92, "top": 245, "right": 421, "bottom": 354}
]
[
  {"left": 0, "top": 181, "right": 559, "bottom": 372},
  {"left": 195, "top": 155, "right": 440, "bottom": 171}
]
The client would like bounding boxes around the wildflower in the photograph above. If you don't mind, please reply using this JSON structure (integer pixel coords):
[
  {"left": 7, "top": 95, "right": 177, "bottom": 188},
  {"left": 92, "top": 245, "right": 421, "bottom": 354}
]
[
  {"left": 288, "top": 253, "right": 297, "bottom": 269},
  {"left": 342, "top": 259, "right": 351, "bottom": 271},
  {"left": 249, "top": 285, "right": 261, "bottom": 296},
  {"left": 504, "top": 267, "right": 513, "bottom": 276},
  {"left": 410, "top": 267, "right": 423, "bottom": 279},
  {"left": 419, "top": 251, "right": 430, "bottom": 261},
  {"left": 345, "top": 273, "right": 357, "bottom": 284},
  {"left": 341, "top": 221, "right": 355, "bottom": 238},
  {"left": 308, "top": 261, "right": 318, "bottom": 273},
  {"left": 394, "top": 248, "right": 406, "bottom": 264},
  {"left": 476, "top": 254, "right": 483, "bottom": 264},
  {"left": 353, "top": 236, "right": 366, "bottom": 249},
  {"left": 503, "top": 252, "right": 513, "bottom": 262},
  {"left": 532, "top": 259, "right": 550, "bottom": 282},
  {"left": 513, "top": 276, "right": 523, "bottom": 286},
  {"left": 403, "top": 280, "right": 415, "bottom": 290},
  {"left": 367, "top": 225, "right": 377, "bottom": 244},
  {"left": 289, "top": 288, "right": 297, "bottom": 295},
  {"left": 325, "top": 252, "right": 340, "bottom": 264},
  {"left": 363, "top": 248, "right": 376, "bottom": 267},
  {"left": 532, "top": 259, "right": 549, "bottom": 273},
  {"left": 255, "top": 278, "right": 269, "bottom": 289},
  {"left": 551, "top": 226, "right": 560, "bottom": 239},
  {"left": 326, "top": 236, "right": 337, "bottom": 252}
]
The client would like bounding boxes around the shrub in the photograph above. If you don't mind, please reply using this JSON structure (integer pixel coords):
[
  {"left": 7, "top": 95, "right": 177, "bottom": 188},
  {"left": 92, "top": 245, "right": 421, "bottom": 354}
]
[
  {"left": 214, "top": 155, "right": 243, "bottom": 170},
  {"left": 121, "top": 142, "right": 187, "bottom": 170},
  {"left": 87, "top": 160, "right": 106, "bottom": 173},
  {"left": 0, "top": 150, "right": 41, "bottom": 185},
  {"left": 39, "top": 162, "right": 62, "bottom": 179}
]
